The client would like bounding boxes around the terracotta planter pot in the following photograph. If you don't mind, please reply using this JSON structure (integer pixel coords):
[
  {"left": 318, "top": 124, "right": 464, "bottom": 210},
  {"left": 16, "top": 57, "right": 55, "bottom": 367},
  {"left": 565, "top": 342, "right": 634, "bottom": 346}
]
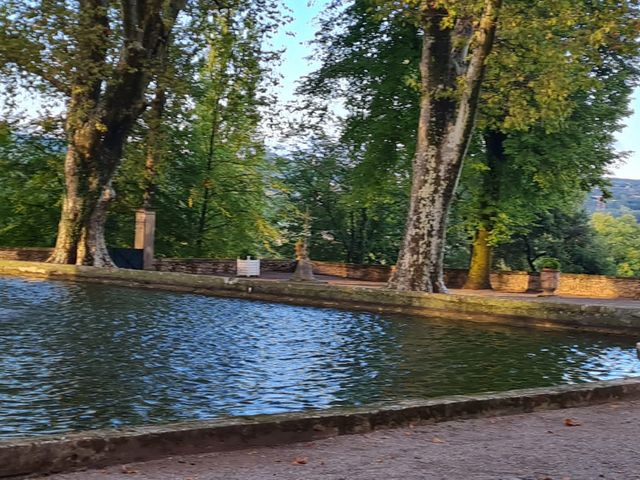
[{"left": 539, "top": 268, "right": 560, "bottom": 296}]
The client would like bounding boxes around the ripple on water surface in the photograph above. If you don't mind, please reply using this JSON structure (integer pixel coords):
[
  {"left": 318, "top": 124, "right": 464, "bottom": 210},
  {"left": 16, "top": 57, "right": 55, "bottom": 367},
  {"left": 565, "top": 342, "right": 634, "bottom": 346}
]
[{"left": 1, "top": 276, "right": 639, "bottom": 438}]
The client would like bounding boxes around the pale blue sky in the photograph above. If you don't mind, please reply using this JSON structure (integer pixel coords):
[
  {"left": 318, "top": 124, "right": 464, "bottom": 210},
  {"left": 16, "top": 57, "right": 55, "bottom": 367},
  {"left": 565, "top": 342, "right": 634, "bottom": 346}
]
[
  {"left": 275, "top": 0, "right": 640, "bottom": 180},
  {"left": 614, "top": 93, "right": 640, "bottom": 179}
]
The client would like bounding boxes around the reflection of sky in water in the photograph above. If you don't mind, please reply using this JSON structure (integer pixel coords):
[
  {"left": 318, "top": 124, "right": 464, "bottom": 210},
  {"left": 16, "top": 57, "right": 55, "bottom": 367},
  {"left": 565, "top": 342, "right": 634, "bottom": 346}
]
[{"left": 1, "top": 275, "right": 639, "bottom": 439}]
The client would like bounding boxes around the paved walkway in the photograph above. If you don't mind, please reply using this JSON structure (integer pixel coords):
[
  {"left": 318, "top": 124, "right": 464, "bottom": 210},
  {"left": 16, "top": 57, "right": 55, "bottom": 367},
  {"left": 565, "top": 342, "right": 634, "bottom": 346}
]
[
  {"left": 40, "top": 400, "right": 640, "bottom": 480},
  {"left": 228, "top": 272, "right": 640, "bottom": 310}
]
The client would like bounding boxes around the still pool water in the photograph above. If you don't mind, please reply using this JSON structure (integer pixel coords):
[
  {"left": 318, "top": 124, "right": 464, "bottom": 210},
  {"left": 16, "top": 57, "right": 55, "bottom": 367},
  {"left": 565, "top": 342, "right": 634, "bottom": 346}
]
[{"left": 1, "top": 276, "right": 639, "bottom": 439}]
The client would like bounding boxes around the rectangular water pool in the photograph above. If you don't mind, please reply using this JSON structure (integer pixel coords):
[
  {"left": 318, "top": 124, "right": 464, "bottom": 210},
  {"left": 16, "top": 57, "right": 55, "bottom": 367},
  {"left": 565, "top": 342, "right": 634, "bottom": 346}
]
[{"left": 1, "top": 275, "right": 639, "bottom": 439}]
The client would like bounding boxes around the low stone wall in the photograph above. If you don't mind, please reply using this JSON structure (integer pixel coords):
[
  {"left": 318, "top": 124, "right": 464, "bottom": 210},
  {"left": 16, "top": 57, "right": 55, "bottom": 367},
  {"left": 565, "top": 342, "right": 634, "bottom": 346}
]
[
  {"left": 557, "top": 273, "right": 640, "bottom": 299},
  {"left": 3, "top": 247, "right": 640, "bottom": 299},
  {"left": 312, "top": 261, "right": 393, "bottom": 282},
  {"left": 153, "top": 258, "right": 296, "bottom": 275},
  {"left": 3, "top": 260, "right": 640, "bottom": 335},
  {"left": 0, "top": 247, "right": 52, "bottom": 262},
  {"left": 2, "top": 378, "right": 639, "bottom": 477}
]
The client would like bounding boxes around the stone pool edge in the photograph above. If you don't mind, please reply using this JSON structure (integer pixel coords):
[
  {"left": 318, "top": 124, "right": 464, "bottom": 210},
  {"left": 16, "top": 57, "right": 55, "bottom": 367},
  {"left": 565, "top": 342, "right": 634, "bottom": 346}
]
[
  {"left": 2, "top": 260, "right": 640, "bottom": 334},
  {"left": 2, "top": 379, "right": 640, "bottom": 478}
]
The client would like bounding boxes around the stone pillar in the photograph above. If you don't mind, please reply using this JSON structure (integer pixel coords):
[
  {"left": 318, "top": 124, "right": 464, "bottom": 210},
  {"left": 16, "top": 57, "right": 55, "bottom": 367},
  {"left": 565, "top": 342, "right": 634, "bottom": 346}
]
[{"left": 134, "top": 208, "right": 156, "bottom": 270}]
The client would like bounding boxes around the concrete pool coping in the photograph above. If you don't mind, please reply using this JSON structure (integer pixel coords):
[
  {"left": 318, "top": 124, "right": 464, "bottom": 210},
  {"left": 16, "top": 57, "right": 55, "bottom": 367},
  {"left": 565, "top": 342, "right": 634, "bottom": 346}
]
[
  {"left": 2, "top": 260, "right": 640, "bottom": 334},
  {"left": 2, "top": 378, "right": 640, "bottom": 478}
]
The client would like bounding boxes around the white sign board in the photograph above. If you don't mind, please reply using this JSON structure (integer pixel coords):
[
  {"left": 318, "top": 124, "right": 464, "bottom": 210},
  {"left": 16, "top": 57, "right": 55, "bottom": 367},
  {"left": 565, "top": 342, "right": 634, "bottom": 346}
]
[{"left": 237, "top": 258, "right": 260, "bottom": 277}]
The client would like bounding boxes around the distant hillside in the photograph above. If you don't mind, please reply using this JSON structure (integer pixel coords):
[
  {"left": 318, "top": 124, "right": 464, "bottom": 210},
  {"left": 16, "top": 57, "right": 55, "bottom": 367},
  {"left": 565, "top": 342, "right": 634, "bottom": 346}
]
[{"left": 586, "top": 178, "right": 640, "bottom": 220}]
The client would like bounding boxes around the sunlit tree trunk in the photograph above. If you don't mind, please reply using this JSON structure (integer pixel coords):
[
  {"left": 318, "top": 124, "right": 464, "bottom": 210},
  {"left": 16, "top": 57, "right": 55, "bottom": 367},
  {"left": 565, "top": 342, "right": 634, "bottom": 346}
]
[
  {"left": 464, "top": 227, "right": 492, "bottom": 289},
  {"left": 388, "top": 0, "right": 501, "bottom": 292}
]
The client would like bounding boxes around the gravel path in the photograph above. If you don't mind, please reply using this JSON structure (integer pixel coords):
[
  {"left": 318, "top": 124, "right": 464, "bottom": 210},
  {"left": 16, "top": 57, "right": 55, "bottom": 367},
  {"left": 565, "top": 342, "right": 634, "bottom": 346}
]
[{"left": 38, "top": 400, "right": 640, "bottom": 480}]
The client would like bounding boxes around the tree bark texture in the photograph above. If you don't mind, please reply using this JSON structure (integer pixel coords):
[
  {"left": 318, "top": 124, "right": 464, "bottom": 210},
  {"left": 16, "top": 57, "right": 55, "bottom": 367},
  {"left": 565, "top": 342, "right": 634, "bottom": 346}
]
[
  {"left": 48, "top": 0, "right": 186, "bottom": 266},
  {"left": 463, "top": 130, "right": 506, "bottom": 289},
  {"left": 464, "top": 227, "right": 493, "bottom": 289},
  {"left": 388, "top": 0, "right": 501, "bottom": 292}
]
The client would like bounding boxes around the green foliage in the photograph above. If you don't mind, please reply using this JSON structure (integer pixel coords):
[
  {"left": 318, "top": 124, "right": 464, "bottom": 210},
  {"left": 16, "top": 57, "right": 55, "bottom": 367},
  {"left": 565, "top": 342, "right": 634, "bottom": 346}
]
[
  {"left": 495, "top": 209, "right": 616, "bottom": 275},
  {"left": 0, "top": 124, "right": 64, "bottom": 246},
  {"left": 104, "top": 2, "right": 286, "bottom": 258},
  {"left": 302, "top": 0, "right": 639, "bottom": 271},
  {"left": 275, "top": 137, "right": 407, "bottom": 264},
  {"left": 458, "top": 0, "right": 639, "bottom": 247},
  {"left": 591, "top": 212, "right": 640, "bottom": 277},
  {"left": 0, "top": 0, "right": 287, "bottom": 261},
  {"left": 536, "top": 257, "right": 561, "bottom": 271}
]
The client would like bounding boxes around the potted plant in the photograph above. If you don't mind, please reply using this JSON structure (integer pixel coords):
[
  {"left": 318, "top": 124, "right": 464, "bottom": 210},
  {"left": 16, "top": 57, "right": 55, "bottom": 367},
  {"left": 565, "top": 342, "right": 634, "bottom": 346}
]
[{"left": 536, "top": 257, "right": 561, "bottom": 296}]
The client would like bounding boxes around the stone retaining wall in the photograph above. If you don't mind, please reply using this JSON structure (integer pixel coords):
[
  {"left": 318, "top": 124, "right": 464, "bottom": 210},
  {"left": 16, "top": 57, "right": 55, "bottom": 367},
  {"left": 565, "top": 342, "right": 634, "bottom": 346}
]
[
  {"left": 2, "top": 378, "right": 639, "bottom": 478},
  {"left": 3, "top": 260, "right": 640, "bottom": 335},
  {"left": 312, "top": 260, "right": 392, "bottom": 282},
  {"left": 3, "top": 248, "right": 640, "bottom": 299},
  {"left": 0, "top": 247, "right": 52, "bottom": 262},
  {"left": 153, "top": 258, "right": 295, "bottom": 276},
  {"left": 556, "top": 273, "right": 640, "bottom": 299}
]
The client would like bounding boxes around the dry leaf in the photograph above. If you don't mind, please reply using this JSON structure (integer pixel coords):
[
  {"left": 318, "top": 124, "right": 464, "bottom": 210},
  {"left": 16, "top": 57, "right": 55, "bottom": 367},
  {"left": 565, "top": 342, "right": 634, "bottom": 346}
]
[
  {"left": 564, "top": 418, "right": 582, "bottom": 427},
  {"left": 120, "top": 465, "right": 138, "bottom": 474},
  {"left": 431, "top": 437, "right": 446, "bottom": 444},
  {"left": 292, "top": 457, "right": 308, "bottom": 465}
]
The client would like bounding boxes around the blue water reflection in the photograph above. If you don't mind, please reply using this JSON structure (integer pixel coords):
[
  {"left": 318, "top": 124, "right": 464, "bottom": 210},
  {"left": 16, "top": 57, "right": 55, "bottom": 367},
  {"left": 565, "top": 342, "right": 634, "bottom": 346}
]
[{"left": 1, "top": 276, "right": 639, "bottom": 438}]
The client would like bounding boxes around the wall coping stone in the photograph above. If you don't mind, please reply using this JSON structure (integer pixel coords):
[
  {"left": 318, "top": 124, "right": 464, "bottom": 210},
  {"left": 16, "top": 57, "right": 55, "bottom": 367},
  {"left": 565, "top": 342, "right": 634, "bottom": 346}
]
[
  {"left": 2, "top": 260, "right": 640, "bottom": 335},
  {"left": 1, "top": 378, "right": 639, "bottom": 477}
]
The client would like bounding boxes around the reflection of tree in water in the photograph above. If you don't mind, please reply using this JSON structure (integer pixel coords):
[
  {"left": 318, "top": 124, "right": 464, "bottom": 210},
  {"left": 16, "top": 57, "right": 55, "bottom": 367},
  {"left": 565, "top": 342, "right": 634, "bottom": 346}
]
[
  {"left": 390, "top": 318, "right": 637, "bottom": 398},
  {"left": 2, "top": 276, "right": 639, "bottom": 438}
]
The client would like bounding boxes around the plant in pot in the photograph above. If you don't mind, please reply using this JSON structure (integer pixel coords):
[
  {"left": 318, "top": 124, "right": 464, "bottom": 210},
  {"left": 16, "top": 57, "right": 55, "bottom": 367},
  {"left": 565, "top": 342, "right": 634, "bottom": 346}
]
[{"left": 536, "top": 257, "right": 561, "bottom": 296}]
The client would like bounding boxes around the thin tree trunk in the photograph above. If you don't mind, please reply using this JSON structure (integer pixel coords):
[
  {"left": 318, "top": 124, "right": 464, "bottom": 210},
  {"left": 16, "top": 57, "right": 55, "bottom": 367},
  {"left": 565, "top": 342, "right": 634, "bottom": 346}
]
[
  {"left": 388, "top": 0, "right": 501, "bottom": 292},
  {"left": 197, "top": 94, "right": 222, "bottom": 249},
  {"left": 143, "top": 86, "right": 167, "bottom": 208},
  {"left": 464, "top": 130, "right": 506, "bottom": 289}
]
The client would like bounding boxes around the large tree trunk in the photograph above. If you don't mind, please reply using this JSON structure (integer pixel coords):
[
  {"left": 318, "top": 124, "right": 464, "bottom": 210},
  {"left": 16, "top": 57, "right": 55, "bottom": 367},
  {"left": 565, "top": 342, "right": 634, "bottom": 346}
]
[
  {"left": 48, "top": 0, "right": 186, "bottom": 266},
  {"left": 48, "top": 124, "right": 121, "bottom": 266},
  {"left": 388, "top": 0, "right": 501, "bottom": 292},
  {"left": 463, "top": 130, "right": 506, "bottom": 289}
]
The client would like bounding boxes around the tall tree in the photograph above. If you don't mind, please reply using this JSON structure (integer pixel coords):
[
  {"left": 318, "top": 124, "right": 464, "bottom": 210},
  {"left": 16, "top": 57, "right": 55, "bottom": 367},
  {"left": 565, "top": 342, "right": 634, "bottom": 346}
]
[
  {"left": 373, "top": 0, "right": 503, "bottom": 292},
  {"left": 0, "top": 0, "right": 190, "bottom": 265},
  {"left": 104, "top": 0, "right": 285, "bottom": 258},
  {"left": 461, "top": 0, "right": 640, "bottom": 289}
]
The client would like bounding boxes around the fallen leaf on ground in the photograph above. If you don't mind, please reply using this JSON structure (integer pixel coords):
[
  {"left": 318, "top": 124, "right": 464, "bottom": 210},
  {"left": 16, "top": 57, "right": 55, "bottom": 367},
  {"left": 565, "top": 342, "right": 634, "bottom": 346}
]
[
  {"left": 431, "top": 437, "right": 446, "bottom": 444},
  {"left": 292, "top": 457, "right": 309, "bottom": 465},
  {"left": 564, "top": 418, "right": 582, "bottom": 427},
  {"left": 120, "top": 465, "right": 138, "bottom": 474}
]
